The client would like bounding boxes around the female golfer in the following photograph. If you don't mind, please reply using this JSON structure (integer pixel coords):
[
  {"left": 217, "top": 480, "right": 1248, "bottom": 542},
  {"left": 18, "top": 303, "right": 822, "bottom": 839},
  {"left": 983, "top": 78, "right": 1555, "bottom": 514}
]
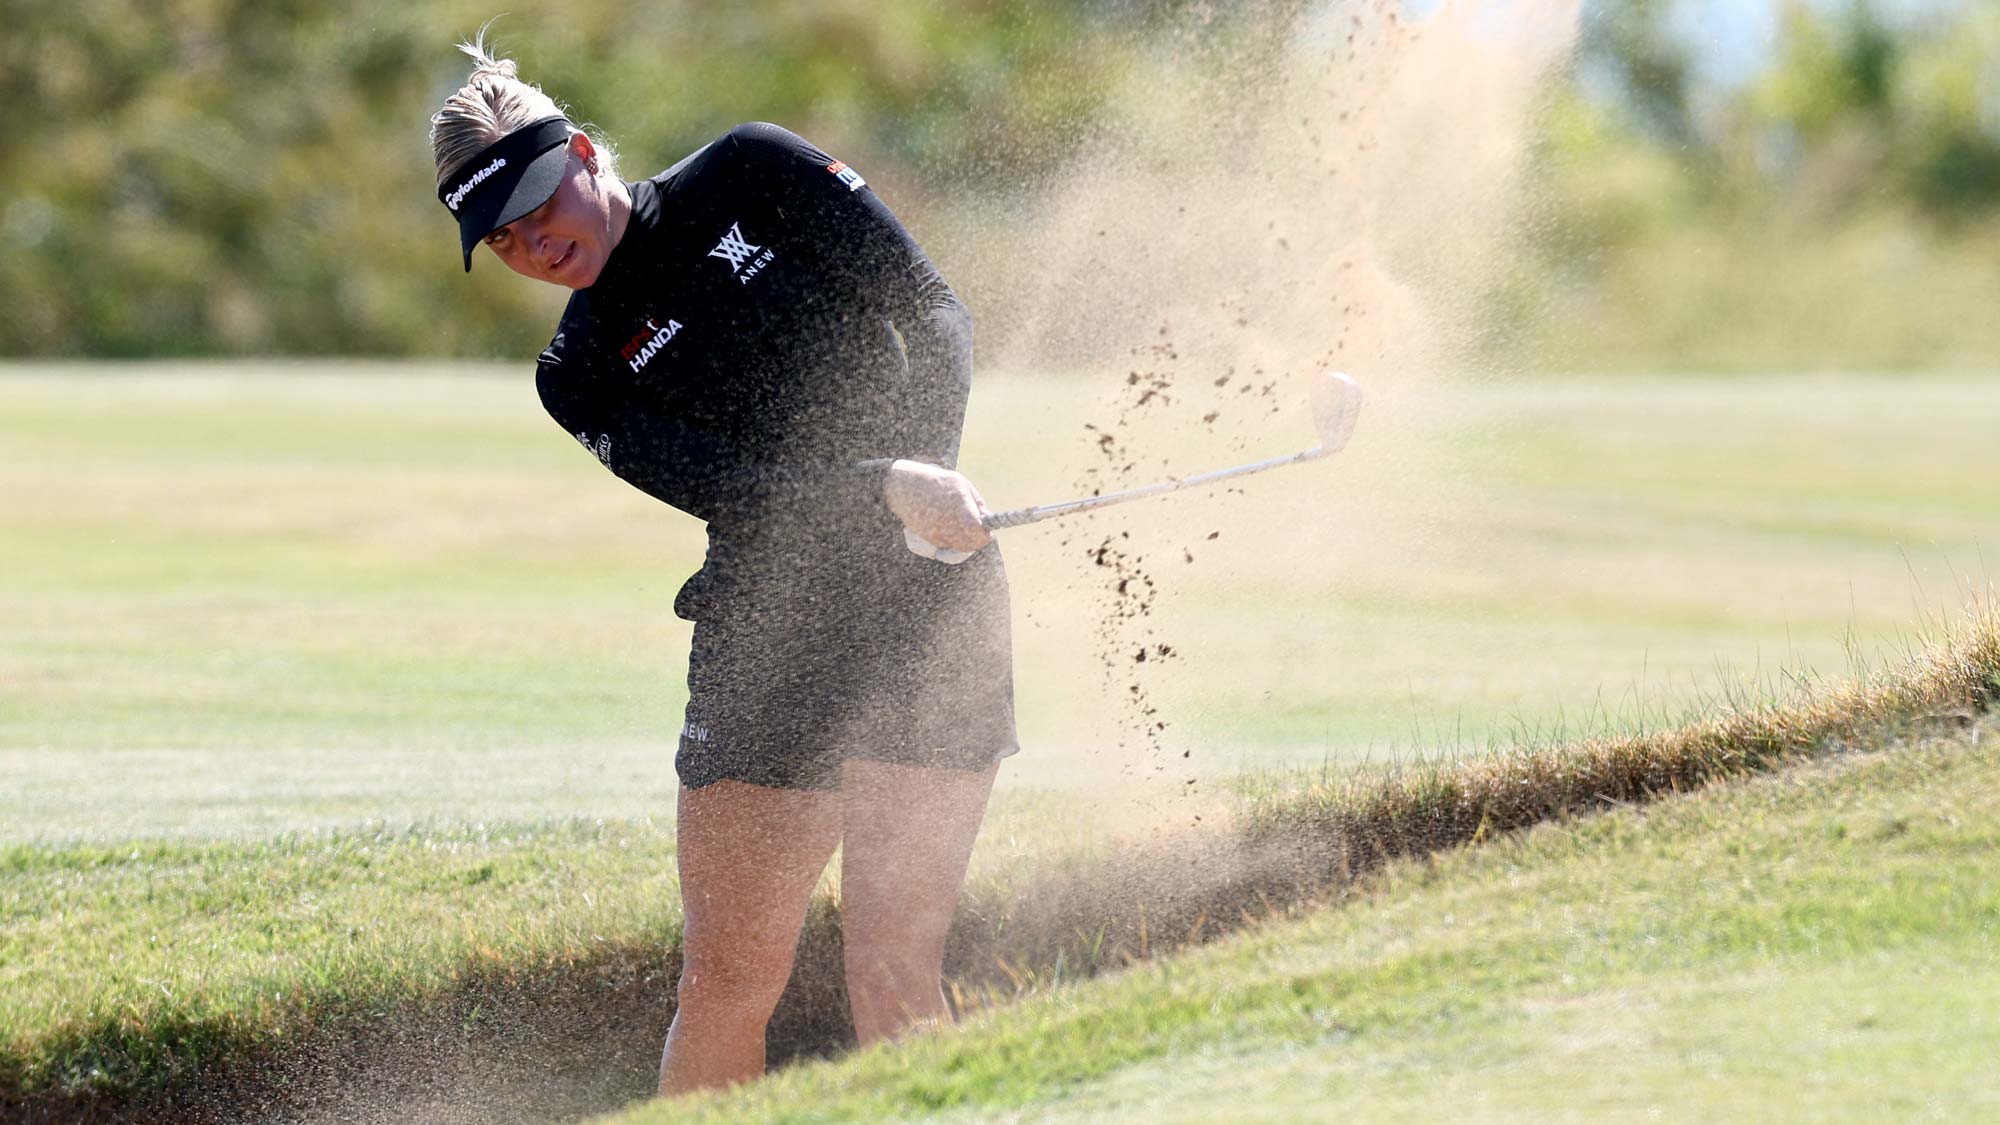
[{"left": 429, "top": 37, "right": 1016, "bottom": 1095}]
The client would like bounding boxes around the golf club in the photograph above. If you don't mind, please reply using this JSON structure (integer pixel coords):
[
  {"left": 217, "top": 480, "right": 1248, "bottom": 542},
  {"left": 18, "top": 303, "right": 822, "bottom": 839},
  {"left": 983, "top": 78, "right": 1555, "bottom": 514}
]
[{"left": 905, "top": 371, "right": 1364, "bottom": 563}]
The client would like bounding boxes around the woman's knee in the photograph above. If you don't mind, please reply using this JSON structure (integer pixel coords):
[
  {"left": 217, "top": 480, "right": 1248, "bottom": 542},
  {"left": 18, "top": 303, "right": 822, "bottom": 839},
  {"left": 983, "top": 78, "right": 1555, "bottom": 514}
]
[
  {"left": 676, "top": 926, "right": 801, "bottom": 1018},
  {"left": 675, "top": 953, "right": 793, "bottom": 1023}
]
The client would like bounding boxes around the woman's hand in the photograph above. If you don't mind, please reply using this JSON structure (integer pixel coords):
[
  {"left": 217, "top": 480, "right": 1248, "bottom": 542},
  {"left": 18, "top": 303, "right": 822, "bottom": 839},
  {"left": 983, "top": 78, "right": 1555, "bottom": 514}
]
[{"left": 883, "top": 460, "right": 992, "bottom": 554}]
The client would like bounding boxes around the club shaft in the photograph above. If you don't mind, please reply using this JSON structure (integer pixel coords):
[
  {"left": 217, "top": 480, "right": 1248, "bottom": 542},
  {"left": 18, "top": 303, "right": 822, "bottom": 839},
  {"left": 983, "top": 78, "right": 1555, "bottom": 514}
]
[{"left": 983, "top": 446, "right": 1329, "bottom": 530}]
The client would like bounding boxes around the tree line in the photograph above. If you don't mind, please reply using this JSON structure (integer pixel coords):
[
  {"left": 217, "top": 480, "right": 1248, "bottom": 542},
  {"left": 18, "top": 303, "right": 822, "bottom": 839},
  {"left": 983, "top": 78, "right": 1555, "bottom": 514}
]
[{"left": 5, "top": 0, "right": 1996, "bottom": 364}]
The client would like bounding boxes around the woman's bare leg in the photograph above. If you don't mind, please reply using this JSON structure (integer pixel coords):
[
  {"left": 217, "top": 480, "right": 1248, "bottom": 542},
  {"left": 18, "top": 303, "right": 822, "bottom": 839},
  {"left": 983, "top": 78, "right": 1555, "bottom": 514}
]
[
  {"left": 839, "top": 759, "right": 1000, "bottom": 1045},
  {"left": 660, "top": 779, "right": 841, "bottom": 1096}
]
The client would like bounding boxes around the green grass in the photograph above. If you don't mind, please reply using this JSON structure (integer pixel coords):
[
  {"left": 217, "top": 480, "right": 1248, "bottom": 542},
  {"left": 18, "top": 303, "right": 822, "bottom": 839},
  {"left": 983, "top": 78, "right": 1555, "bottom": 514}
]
[
  {"left": 628, "top": 723, "right": 2000, "bottom": 1123},
  {"left": 0, "top": 820, "right": 684, "bottom": 1094},
  {"left": 0, "top": 781, "right": 1118, "bottom": 1105},
  {"left": 3, "top": 366, "right": 1997, "bottom": 838},
  {"left": 3, "top": 363, "right": 1998, "bottom": 1116},
  {"left": 4, "top": 609, "right": 1992, "bottom": 1117}
]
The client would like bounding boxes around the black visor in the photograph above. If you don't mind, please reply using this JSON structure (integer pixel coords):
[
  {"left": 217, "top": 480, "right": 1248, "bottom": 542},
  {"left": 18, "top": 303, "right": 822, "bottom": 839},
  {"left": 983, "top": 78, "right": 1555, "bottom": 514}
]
[{"left": 438, "top": 115, "right": 575, "bottom": 271}]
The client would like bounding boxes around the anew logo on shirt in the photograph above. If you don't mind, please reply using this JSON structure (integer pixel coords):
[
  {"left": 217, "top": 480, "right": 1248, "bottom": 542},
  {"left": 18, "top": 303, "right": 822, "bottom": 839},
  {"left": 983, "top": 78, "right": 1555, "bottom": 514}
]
[
  {"left": 708, "top": 221, "right": 777, "bottom": 285},
  {"left": 620, "top": 315, "right": 684, "bottom": 374}
]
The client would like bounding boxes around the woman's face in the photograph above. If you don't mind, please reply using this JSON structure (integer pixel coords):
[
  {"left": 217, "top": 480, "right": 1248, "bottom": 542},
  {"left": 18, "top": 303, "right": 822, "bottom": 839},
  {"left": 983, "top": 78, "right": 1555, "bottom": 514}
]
[{"left": 481, "top": 133, "right": 622, "bottom": 290}]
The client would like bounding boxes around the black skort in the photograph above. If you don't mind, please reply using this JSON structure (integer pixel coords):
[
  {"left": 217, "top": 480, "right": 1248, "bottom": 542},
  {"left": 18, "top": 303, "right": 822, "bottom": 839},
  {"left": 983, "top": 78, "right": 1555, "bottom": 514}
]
[{"left": 673, "top": 539, "right": 1017, "bottom": 791}]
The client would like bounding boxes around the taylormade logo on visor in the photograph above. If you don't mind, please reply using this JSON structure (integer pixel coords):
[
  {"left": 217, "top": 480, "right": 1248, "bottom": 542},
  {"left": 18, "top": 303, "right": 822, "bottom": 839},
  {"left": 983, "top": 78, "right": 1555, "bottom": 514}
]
[{"left": 445, "top": 157, "right": 507, "bottom": 212}]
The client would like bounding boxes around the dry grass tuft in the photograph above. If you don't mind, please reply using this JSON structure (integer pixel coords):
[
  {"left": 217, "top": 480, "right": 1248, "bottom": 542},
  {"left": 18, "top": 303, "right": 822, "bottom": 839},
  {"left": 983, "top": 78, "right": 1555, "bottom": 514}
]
[{"left": 1261, "top": 606, "right": 1999, "bottom": 872}]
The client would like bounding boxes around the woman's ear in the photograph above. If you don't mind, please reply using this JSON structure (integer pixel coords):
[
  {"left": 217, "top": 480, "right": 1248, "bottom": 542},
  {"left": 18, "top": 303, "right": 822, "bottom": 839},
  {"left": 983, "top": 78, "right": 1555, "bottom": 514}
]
[{"left": 571, "top": 131, "right": 599, "bottom": 174}]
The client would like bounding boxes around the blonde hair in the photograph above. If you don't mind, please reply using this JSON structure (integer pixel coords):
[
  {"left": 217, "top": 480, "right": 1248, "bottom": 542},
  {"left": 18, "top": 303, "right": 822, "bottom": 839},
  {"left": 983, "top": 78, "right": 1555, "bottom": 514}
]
[{"left": 429, "top": 24, "right": 617, "bottom": 189}]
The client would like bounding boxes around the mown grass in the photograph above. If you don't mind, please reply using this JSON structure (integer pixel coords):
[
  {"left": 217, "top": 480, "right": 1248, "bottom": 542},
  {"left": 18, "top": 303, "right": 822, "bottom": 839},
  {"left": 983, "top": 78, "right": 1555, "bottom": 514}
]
[
  {"left": 4, "top": 368, "right": 1998, "bottom": 839},
  {"left": 5, "top": 609, "right": 1994, "bottom": 1121},
  {"left": 0, "top": 787, "right": 1104, "bottom": 1115},
  {"left": 0, "top": 820, "right": 685, "bottom": 1098},
  {"left": 5, "top": 365, "right": 1996, "bottom": 1118},
  {"left": 632, "top": 686, "right": 2000, "bottom": 1121}
]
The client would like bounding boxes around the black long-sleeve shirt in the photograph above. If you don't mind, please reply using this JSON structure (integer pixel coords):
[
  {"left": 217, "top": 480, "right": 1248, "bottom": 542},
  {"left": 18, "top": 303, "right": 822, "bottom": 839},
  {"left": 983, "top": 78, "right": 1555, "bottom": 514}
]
[{"left": 536, "top": 122, "right": 986, "bottom": 619}]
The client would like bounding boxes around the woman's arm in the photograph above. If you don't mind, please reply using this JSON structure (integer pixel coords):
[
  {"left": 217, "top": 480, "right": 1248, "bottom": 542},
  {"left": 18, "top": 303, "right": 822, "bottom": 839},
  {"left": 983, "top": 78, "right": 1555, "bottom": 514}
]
[
  {"left": 723, "top": 124, "right": 994, "bottom": 555},
  {"left": 538, "top": 341, "right": 891, "bottom": 527},
  {"left": 726, "top": 123, "right": 977, "bottom": 469},
  {"left": 878, "top": 258, "right": 975, "bottom": 470}
]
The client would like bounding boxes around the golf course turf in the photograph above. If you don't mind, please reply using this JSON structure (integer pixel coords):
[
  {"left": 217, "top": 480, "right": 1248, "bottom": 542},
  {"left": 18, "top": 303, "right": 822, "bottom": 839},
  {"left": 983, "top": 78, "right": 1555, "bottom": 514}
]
[
  {"left": 5, "top": 608, "right": 1995, "bottom": 1121},
  {"left": 4, "top": 368, "right": 1998, "bottom": 1120}
]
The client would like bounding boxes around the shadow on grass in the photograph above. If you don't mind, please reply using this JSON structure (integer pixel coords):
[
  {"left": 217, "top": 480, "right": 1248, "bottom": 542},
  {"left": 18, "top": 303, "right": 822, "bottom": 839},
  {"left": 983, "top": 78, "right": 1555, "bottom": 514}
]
[{"left": 8, "top": 612, "right": 1996, "bottom": 1124}]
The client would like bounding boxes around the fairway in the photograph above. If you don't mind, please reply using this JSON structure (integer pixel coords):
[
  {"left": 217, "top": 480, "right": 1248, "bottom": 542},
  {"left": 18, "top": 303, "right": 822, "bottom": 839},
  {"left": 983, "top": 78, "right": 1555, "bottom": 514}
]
[{"left": 2, "top": 365, "right": 1997, "bottom": 840}]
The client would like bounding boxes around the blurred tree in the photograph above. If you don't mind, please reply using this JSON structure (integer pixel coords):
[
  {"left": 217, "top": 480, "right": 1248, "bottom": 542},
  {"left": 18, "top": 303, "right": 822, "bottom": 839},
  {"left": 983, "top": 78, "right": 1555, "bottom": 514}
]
[
  {"left": 1512, "top": 0, "right": 2000, "bottom": 371},
  {"left": 1576, "top": 0, "right": 1700, "bottom": 149},
  {"left": 1738, "top": 1, "right": 2000, "bottom": 219},
  {"left": 1891, "top": 5, "right": 2000, "bottom": 217},
  {"left": 1, "top": 0, "right": 1185, "bottom": 357},
  {"left": 6, "top": 0, "right": 1998, "bottom": 361}
]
